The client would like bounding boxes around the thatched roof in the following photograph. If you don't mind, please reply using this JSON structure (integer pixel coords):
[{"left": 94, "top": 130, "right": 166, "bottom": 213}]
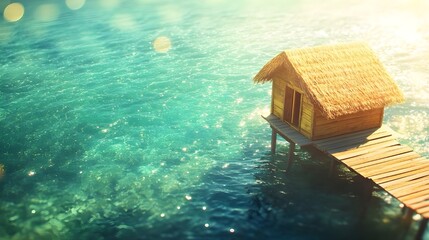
[{"left": 254, "top": 42, "right": 404, "bottom": 119}]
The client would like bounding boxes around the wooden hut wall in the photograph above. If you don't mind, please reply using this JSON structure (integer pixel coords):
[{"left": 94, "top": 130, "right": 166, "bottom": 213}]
[
  {"left": 271, "top": 71, "right": 314, "bottom": 139},
  {"left": 312, "top": 108, "right": 384, "bottom": 140},
  {"left": 271, "top": 77, "right": 286, "bottom": 119},
  {"left": 277, "top": 69, "right": 313, "bottom": 139},
  {"left": 300, "top": 96, "right": 313, "bottom": 139}
]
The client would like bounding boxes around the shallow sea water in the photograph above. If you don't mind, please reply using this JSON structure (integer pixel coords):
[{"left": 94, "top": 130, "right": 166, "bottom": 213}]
[{"left": 0, "top": 0, "right": 428, "bottom": 239}]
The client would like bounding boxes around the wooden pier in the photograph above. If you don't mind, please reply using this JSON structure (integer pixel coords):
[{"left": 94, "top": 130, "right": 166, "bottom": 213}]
[{"left": 265, "top": 114, "right": 429, "bottom": 239}]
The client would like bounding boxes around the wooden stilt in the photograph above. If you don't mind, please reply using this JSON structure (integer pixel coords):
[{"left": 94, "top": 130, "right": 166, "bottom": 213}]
[
  {"left": 400, "top": 207, "right": 413, "bottom": 237},
  {"left": 415, "top": 218, "right": 428, "bottom": 240},
  {"left": 402, "top": 207, "right": 413, "bottom": 221},
  {"left": 286, "top": 142, "right": 295, "bottom": 172},
  {"left": 359, "top": 178, "right": 374, "bottom": 221},
  {"left": 271, "top": 128, "right": 277, "bottom": 154},
  {"left": 328, "top": 159, "right": 336, "bottom": 177}
]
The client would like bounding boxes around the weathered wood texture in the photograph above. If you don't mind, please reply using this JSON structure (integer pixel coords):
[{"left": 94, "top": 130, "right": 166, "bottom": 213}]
[
  {"left": 263, "top": 114, "right": 312, "bottom": 147},
  {"left": 312, "top": 108, "right": 384, "bottom": 140},
  {"left": 272, "top": 78, "right": 285, "bottom": 119},
  {"left": 300, "top": 96, "right": 313, "bottom": 138},
  {"left": 264, "top": 115, "right": 429, "bottom": 220},
  {"left": 270, "top": 74, "right": 383, "bottom": 141},
  {"left": 312, "top": 126, "right": 429, "bottom": 219},
  {"left": 271, "top": 74, "right": 314, "bottom": 139}
]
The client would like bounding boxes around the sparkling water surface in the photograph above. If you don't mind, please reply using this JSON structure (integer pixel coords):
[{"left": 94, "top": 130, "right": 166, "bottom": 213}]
[{"left": 0, "top": 0, "right": 428, "bottom": 239}]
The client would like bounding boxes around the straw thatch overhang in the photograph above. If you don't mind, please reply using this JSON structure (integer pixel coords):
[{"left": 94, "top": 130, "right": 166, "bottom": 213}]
[{"left": 254, "top": 43, "right": 404, "bottom": 119}]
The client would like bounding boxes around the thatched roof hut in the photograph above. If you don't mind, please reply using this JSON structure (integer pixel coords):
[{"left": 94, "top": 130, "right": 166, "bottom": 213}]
[
  {"left": 254, "top": 42, "right": 404, "bottom": 140},
  {"left": 254, "top": 42, "right": 404, "bottom": 120}
]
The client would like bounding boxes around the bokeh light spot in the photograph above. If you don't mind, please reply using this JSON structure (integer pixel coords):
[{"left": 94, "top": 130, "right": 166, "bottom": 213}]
[
  {"left": 3, "top": 3, "right": 25, "bottom": 22},
  {"left": 153, "top": 36, "right": 172, "bottom": 53},
  {"left": 159, "top": 5, "right": 183, "bottom": 23},
  {"left": 34, "top": 4, "right": 60, "bottom": 22},
  {"left": 110, "top": 14, "right": 137, "bottom": 31},
  {"left": 413, "top": 214, "right": 422, "bottom": 221},
  {"left": 98, "top": 0, "right": 121, "bottom": 9},
  {"left": 65, "top": 0, "right": 86, "bottom": 10}
]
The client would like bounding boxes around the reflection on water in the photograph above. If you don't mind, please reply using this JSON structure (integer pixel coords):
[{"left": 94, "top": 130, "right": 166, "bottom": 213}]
[{"left": 250, "top": 146, "right": 419, "bottom": 239}]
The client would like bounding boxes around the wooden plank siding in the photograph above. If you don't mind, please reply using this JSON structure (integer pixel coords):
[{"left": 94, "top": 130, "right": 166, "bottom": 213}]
[
  {"left": 270, "top": 73, "right": 383, "bottom": 141},
  {"left": 312, "top": 108, "right": 384, "bottom": 140},
  {"left": 271, "top": 73, "right": 314, "bottom": 139},
  {"left": 271, "top": 78, "right": 285, "bottom": 119},
  {"left": 300, "top": 97, "right": 313, "bottom": 139}
]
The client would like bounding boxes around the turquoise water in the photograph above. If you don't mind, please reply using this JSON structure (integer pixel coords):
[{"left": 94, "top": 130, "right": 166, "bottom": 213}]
[{"left": 1, "top": 0, "right": 428, "bottom": 239}]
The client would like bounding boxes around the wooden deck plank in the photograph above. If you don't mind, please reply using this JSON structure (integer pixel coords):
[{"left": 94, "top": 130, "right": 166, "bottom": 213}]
[
  {"left": 418, "top": 206, "right": 429, "bottom": 215},
  {"left": 400, "top": 188, "right": 429, "bottom": 203},
  {"left": 383, "top": 176, "right": 429, "bottom": 191},
  {"left": 389, "top": 178, "right": 429, "bottom": 196},
  {"left": 344, "top": 145, "right": 412, "bottom": 164},
  {"left": 417, "top": 205, "right": 429, "bottom": 213},
  {"left": 359, "top": 157, "right": 426, "bottom": 178},
  {"left": 263, "top": 114, "right": 313, "bottom": 147},
  {"left": 312, "top": 126, "right": 388, "bottom": 145},
  {"left": 408, "top": 199, "right": 429, "bottom": 210},
  {"left": 328, "top": 135, "right": 397, "bottom": 154},
  {"left": 374, "top": 165, "right": 429, "bottom": 183},
  {"left": 330, "top": 140, "right": 399, "bottom": 161},
  {"left": 417, "top": 206, "right": 429, "bottom": 214},
  {"left": 379, "top": 171, "right": 429, "bottom": 189},
  {"left": 396, "top": 184, "right": 429, "bottom": 200},
  {"left": 343, "top": 145, "right": 414, "bottom": 166},
  {"left": 352, "top": 151, "right": 419, "bottom": 170},
  {"left": 383, "top": 176, "right": 429, "bottom": 192},
  {"left": 317, "top": 132, "right": 392, "bottom": 152},
  {"left": 315, "top": 130, "right": 392, "bottom": 152},
  {"left": 315, "top": 130, "right": 389, "bottom": 148},
  {"left": 361, "top": 159, "right": 427, "bottom": 179},
  {"left": 417, "top": 206, "right": 429, "bottom": 216},
  {"left": 327, "top": 135, "right": 398, "bottom": 155}
]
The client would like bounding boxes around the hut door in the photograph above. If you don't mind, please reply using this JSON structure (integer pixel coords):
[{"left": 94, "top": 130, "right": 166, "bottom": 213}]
[
  {"left": 283, "top": 86, "right": 302, "bottom": 127},
  {"left": 284, "top": 87, "right": 294, "bottom": 123},
  {"left": 292, "top": 92, "right": 302, "bottom": 127}
]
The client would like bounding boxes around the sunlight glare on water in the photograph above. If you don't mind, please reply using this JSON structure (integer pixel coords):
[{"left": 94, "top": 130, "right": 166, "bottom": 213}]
[
  {"left": 110, "top": 13, "right": 138, "bottom": 31},
  {"left": 34, "top": 4, "right": 60, "bottom": 22},
  {"left": 0, "top": 0, "right": 428, "bottom": 239},
  {"left": 65, "top": 0, "right": 86, "bottom": 11},
  {"left": 98, "top": 0, "right": 121, "bottom": 9}
]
